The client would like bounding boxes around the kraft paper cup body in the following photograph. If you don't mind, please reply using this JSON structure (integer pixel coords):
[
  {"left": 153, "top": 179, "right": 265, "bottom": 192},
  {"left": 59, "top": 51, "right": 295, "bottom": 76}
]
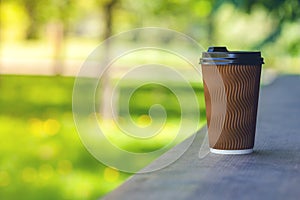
[{"left": 200, "top": 47, "right": 264, "bottom": 155}]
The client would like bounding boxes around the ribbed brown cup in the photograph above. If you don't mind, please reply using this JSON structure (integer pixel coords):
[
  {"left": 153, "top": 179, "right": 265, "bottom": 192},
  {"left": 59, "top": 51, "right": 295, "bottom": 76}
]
[{"left": 202, "top": 64, "right": 262, "bottom": 150}]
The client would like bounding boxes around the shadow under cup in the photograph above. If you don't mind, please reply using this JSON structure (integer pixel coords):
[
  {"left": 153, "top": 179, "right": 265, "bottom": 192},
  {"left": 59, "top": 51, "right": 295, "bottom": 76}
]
[{"left": 200, "top": 47, "right": 264, "bottom": 155}]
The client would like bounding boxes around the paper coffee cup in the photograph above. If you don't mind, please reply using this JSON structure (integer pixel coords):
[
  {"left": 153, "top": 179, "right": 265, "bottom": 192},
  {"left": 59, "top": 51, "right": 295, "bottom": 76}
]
[{"left": 200, "top": 47, "right": 264, "bottom": 155}]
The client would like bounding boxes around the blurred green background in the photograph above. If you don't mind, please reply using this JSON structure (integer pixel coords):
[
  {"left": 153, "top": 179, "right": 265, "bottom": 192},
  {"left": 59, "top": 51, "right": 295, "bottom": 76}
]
[{"left": 0, "top": 0, "right": 300, "bottom": 199}]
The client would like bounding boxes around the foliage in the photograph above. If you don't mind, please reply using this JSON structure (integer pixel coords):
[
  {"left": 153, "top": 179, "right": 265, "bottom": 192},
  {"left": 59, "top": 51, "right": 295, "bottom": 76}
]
[
  {"left": 1, "top": 0, "right": 300, "bottom": 58},
  {"left": 229, "top": 0, "right": 300, "bottom": 48}
]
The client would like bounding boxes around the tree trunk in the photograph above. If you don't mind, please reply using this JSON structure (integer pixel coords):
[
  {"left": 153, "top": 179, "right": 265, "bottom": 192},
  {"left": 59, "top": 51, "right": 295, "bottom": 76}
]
[
  {"left": 100, "top": 0, "right": 119, "bottom": 120},
  {"left": 23, "top": 1, "right": 39, "bottom": 40},
  {"left": 47, "top": 22, "right": 65, "bottom": 75}
]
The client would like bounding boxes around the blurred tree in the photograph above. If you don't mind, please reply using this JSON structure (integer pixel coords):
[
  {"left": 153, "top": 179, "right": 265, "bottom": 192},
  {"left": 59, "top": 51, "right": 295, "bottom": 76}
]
[
  {"left": 229, "top": 0, "right": 300, "bottom": 49},
  {"left": 22, "top": 0, "right": 44, "bottom": 40},
  {"left": 19, "top": 0, "right": 76, "bottom": 40},
  {"left": 121, "top": 0, "right": 299, "bottom": 49},
  {"left": 102, "top": 0, "right": 119, "bottom": 39},
  {"left": 97, "top": 0, "right": 120, "bottom": 119},
  {"left": 20, "top": 0, "right": 78, "bottom": 74},
  {"left": 121, "top": 0, "right": 224, "bottom": 44}
]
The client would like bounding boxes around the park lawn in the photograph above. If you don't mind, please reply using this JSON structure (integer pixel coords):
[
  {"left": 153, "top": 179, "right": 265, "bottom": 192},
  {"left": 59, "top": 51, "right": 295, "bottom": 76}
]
[
  {"left": 0, "top": 75, "right": 205, "bottom": 199},
  {"left": 0, "top": 75, "right": 130, "bottom": 199}
]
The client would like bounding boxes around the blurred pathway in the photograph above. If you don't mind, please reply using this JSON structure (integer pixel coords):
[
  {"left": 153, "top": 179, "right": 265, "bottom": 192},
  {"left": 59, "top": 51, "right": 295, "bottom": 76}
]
[
  {"left": 0, "top": 58, "right": 278, "bottom": 86},
  {"left": 0, "top": 58, "right": 82, "bottom": 76}
]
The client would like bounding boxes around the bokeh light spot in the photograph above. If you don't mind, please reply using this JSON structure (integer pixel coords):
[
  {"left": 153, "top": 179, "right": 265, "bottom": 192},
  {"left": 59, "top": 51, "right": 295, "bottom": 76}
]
[
  {"left": 28, "top": 118, "right": 44, "bottom": 137},
  {"left": 38, "top": 145, "right": 56, "bottom": 160},
  {"left": 0, "top": 171, "right": 10, "bottom": 187},
  {"left": 29, "top": 118, "right": 61, "bottom": 137},
  {"left": 39, "top": 164, "right": 54, "bottom": 180},
  {"left": 136, "top": 114, "right": 152, "bottom": 127},
  {"left": 104, "top": 167, "right": 119, "bottom": 182},
  {"left": 22, "top": 167, "right": 37, "bottom": 183},
  {"left": 57, "top": 160, "right": 73, "bottom": 175},
  {"left": 44, "top": 119, "right": 61, "bottom": 136}
]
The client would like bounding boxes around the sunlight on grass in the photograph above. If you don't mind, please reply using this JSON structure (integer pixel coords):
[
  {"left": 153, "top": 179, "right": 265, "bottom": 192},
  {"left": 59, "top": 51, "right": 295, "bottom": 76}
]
[
  {"left": 0, "top": 75, "right": 205, "bottom": 199},
  {"left": 104, "top": 167, "right": 120, "bottom": 182},
  {"left": 98, "top": 117, "right": 203, "bottom": 153}
]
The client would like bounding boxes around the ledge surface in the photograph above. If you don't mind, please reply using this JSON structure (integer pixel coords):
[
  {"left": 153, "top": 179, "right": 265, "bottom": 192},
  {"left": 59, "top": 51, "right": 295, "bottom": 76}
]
[{"left": 103, "top": 75, "right": 300, "bottom": 200}]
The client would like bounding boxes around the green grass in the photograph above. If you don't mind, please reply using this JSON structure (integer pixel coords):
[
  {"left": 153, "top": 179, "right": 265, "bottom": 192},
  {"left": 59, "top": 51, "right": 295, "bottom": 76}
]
[
  {"left": 0, "top": 75, "right": 129, "bottom": 199},
  {"left": 0, "top": 75, "right": 205, "bottom": 199}
]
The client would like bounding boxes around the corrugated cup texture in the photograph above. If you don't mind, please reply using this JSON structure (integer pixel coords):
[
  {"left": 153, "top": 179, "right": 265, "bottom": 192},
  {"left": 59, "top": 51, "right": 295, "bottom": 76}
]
[{"left": 202, "top": 64, "right": 262, "bottom": 150}]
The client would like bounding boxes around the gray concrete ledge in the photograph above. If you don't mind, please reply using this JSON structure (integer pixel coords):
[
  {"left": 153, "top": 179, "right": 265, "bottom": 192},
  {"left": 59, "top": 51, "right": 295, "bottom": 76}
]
[{"left": 103, "top": 75, "right": 300, "bottom": 200}]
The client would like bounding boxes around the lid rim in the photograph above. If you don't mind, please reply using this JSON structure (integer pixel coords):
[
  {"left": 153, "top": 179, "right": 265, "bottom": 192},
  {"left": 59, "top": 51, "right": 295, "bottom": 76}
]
[{"left": 200, "top": 46, "right": 264, "bottom": 65}]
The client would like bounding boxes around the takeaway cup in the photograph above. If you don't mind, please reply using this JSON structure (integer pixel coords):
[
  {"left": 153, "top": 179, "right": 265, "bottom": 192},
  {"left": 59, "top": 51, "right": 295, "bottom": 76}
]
[{"left": 200, "top": 47, "right": 264, "bottom": 154}]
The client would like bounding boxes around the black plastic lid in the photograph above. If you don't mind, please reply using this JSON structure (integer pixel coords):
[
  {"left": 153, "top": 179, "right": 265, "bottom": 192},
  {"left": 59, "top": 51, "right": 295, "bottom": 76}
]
[{"left": 200, "top": 46, "right": 264, "bottom": 65}]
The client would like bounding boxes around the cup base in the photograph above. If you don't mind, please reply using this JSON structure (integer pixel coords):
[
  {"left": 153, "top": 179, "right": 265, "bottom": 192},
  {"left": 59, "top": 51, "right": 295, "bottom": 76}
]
[{"left": 210, "top": 148, "right": 253, "bottom": 155}]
